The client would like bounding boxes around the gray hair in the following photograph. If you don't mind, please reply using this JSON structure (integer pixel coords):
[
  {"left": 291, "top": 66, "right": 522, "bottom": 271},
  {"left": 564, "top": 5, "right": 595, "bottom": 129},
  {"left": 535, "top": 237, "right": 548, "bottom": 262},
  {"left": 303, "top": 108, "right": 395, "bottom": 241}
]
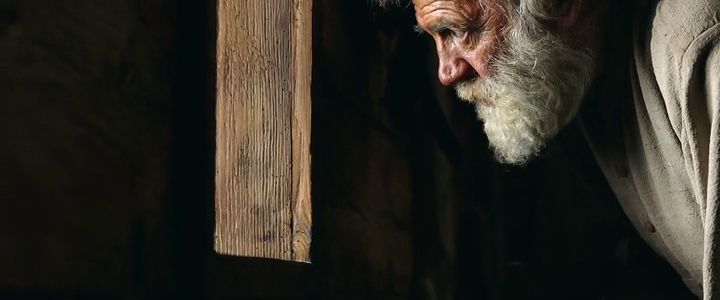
[
  {"left": 369, "top": 0, "right": 595, "bottom": 165},
  {"left": 456, "top": 0, "right": 594, "bottom": 165}
]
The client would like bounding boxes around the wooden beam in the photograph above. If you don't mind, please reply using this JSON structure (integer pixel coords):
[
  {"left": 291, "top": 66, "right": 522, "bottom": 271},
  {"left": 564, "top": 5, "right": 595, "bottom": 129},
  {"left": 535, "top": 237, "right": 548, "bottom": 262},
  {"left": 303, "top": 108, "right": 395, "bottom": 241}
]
[{"left": 215, "top": 0, "right": 312, "bottom": 262}]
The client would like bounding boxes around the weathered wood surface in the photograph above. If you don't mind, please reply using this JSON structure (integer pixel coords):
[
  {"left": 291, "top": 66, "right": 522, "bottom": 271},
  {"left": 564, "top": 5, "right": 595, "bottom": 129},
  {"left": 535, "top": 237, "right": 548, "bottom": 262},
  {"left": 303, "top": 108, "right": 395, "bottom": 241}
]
[{"left": 214, "top": 0, "right": 312, "bottom": 262}]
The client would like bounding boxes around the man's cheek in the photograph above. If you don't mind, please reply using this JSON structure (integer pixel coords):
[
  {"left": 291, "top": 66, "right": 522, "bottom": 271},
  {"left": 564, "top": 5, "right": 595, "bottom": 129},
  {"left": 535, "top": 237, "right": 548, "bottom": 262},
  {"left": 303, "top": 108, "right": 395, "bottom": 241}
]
[
  {"left": 465, "top": 4, "right": 508, "bottom": 75},
  {"left": 460, "top": 39, "right": 499, "bottom": 78}
]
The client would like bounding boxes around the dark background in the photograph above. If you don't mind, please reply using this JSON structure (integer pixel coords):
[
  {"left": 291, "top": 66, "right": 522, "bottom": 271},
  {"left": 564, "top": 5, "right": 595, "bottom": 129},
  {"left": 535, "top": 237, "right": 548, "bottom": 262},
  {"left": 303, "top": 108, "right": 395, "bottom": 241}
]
[{"left": 0, "top": 0, "right": 697, "bottom": 299}]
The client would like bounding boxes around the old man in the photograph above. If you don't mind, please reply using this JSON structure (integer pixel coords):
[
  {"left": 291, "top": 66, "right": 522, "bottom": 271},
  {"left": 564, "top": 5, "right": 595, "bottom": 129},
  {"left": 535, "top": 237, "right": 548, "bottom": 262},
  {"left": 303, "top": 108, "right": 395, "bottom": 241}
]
[{"left": 381, "top": 0, "right": 720, "bottom": 298}]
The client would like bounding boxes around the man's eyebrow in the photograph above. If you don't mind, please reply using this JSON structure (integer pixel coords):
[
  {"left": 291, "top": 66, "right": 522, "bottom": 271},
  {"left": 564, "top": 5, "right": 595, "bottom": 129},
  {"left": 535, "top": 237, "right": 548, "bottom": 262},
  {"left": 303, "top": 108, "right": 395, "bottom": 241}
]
[
  {"left": 431, "top": 22, "right": 454, "bottom": 32},
  {"left": 414, "top": 20, "right": 476, "bottom": 35},
  {"left": 413, "top": 22, "right": 452, "bottom": 34}
]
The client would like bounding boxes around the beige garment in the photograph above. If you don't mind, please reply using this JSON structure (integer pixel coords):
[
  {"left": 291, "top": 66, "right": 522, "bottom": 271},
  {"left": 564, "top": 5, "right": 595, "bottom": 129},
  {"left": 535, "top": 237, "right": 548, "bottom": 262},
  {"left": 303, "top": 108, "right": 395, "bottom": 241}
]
[{"left": 582, "top": 0, "right": 720, "bottom": 298}]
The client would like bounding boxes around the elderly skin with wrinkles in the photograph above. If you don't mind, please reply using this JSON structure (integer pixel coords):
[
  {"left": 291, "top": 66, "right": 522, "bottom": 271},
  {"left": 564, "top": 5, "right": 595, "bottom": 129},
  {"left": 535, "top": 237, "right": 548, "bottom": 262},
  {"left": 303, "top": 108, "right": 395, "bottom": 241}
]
[
  {"left": 384, "top": 0, "right": 720, "bottom": 298},
  {"left": 413, "top": 0, "right": 602, "bottom": 165}
]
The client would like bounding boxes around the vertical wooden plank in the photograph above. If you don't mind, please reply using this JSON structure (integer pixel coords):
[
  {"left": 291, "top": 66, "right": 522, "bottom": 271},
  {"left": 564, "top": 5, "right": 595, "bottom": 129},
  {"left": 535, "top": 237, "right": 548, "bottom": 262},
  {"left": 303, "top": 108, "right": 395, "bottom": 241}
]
[
  {"left": 215, "top": 0, "right": 311, "bottom": 262},
  {"left": 290, "top": 0, "right": 313, "bottom": 262}
]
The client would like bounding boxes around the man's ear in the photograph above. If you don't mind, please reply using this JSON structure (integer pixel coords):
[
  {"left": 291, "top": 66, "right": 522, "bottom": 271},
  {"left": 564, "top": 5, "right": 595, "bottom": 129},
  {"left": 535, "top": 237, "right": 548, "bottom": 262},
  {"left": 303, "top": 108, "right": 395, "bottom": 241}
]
[{"left": 557, "top": 0, "right": 583, "bottom": 31}]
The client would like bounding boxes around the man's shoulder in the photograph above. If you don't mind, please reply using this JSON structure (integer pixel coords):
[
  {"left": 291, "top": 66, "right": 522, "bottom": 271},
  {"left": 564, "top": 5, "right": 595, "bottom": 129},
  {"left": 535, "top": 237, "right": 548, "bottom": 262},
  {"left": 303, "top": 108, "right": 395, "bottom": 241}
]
[
  {"left": 633, "top": 0, "right": 720, "bottom": 99},
  {"left": 647, "top": 0, "right": 720, "bottom": 58}
]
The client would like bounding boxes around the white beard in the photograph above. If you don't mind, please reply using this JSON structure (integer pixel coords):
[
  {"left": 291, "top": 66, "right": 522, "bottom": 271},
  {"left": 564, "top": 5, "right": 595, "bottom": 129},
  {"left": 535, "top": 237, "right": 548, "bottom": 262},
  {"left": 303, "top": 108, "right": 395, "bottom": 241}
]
[{"left": 455, "top": 6, "right": 594, "bottom": 166}]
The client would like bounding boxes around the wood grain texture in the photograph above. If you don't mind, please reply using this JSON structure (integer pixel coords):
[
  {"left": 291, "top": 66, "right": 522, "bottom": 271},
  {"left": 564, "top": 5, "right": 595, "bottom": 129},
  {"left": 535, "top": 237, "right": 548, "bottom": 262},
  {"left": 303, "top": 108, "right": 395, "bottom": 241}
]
[
  {"left": 290, "top": 0, "right": 313, "bottom": 262},
  {"left": 215, "top": 0, "right": 312, "bottom": 262}
]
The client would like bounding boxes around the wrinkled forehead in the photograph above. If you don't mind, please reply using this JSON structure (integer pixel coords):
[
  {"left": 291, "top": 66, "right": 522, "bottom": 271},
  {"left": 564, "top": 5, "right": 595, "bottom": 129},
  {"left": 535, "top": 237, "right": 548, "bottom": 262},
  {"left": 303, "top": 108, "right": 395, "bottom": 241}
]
[
  {"left": 413, "top": 0, "right": 476, "bottom": 9},
  {"left": 412, "top": 0, "right": 490, "bottom": 18}
]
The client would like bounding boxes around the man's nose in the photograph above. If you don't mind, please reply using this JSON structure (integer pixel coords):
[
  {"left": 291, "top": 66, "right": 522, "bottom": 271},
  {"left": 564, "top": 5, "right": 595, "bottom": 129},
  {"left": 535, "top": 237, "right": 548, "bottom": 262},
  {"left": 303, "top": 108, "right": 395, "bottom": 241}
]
[{"left": 437, "top": 49, "right": 474, "bottom": 86}]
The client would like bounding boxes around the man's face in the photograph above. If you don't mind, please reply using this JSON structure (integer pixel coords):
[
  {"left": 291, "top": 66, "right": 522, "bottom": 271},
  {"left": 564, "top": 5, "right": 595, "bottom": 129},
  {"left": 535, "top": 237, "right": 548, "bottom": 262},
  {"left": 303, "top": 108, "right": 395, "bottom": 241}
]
[
  {"left": 414, "top": 0, "right": 595, "bottom": 165},
  {"left": 413, "top": 0, "right": 507, "bottom": 85}
]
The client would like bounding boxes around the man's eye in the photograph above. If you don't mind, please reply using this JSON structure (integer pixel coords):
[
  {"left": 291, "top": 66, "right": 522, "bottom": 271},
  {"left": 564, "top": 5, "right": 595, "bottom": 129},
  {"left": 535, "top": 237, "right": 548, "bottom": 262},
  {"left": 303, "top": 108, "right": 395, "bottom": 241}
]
[{"left": 440, "top": 28, "right": 464, "bottom": 39}]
